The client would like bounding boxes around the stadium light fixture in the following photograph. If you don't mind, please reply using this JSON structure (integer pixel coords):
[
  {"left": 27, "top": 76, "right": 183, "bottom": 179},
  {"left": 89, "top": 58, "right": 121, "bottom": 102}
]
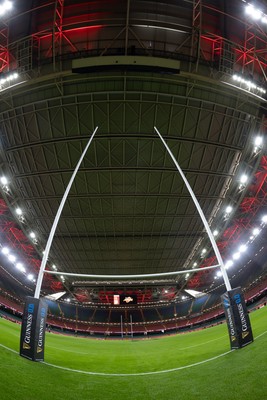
[
  {"left": 7, "top": 254, "right": 16, "bottom": 262},
  {"left": 15, "top": 262, "right": 25, "bottom": 272},
  {"left": 15, "top": 207, "right": 25, "bottom": 222},
  {"left": 226, "top": 206, "right": 232, "bottom": 213},
  {"left": 239, "top": 174, "right": 248, "bottom": 189},
  {"left": 133, "top": 24, "right": 187, "bottom": 34},
  {"left": 52, "top": 264, "right": 57, "bottom": 271},
  {"left": 0, "top": 176, "right": 8, "bottom": 185},
  {"left": 254, "top": 136, "right": 263, "bottom": 153},
  {"left": 225, "top": 260, "right": 234, "bottom": 269},
  {"left": 225, "top": 205, "right": 233, "bottom": 215},
  {"left": 0, "top": 72, "right": 18, "bottom": 86},
  {"left": 1, "top": 246, "right": 9, "bottom": 255},
  {"left": 15, "top": 207, "right": 23, "bottom": 216},
  {"left": 261, "top": 215, "right": 267, "bottom": 223},
  {"left": 245, "top": 4, "right": 261, "bottom": 20},
  {"left": 29, "top": 231, "right": 38, "bottom": 244},
  {"left": 255, "top": 136, "right": 263, "bottom": 147},
  {"left": 0, "top": 176, "right": 9, "bottom": 193},
  {"left": 239, "top": 244, "right": 247, "bottom": 253},
  {"left": 213, "top": 229, "right": 219, "bottom": 237},
  {"left": 232, "top": 75, "right": 266, "bottom": 94},
  {"left": 232, "top": 252, "right": 241, "bottom": 260},
  {"left": 252, "top": 227, "right": 260, "bottom": 236},
  {"left": 0, "top": 0, "right": 12, "bottom": 16},
  {"left": 27, "top": 274, "right": 34, "bottom": 281},
  {"left": 245, "top": 3, "right": 267, "bottom": 24}
]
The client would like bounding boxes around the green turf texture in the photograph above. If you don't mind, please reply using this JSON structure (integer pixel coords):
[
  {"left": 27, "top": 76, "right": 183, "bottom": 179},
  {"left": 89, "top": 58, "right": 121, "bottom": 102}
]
[{"left": 0, "top": 306, "right": 266, "bottom": 400}]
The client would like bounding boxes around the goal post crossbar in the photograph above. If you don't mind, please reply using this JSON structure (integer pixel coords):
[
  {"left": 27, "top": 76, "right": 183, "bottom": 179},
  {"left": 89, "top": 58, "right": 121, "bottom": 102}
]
[{"left": 44, "top": 264, "right": 219, "bottom": 279}]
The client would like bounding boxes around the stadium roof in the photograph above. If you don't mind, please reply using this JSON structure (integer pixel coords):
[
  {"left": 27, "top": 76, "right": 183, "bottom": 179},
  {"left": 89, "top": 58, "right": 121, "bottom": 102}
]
[{"left": 0, "top": 0, "right": 267, "bottom": 301}]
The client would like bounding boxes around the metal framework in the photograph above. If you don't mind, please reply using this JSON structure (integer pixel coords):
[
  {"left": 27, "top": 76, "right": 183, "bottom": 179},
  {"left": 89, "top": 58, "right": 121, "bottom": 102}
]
[{"left": 0, "top": 26, "right": 9, "bottom": 73}]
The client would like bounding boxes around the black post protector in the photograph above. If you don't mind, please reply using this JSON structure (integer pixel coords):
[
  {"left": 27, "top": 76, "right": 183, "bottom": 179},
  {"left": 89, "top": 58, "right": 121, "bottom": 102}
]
[
  {"left": 20, "top": 296, "right": 48, "bottom": 361},
  {"left": 221, "top": 287, "right": 253, "bottom": 350}
]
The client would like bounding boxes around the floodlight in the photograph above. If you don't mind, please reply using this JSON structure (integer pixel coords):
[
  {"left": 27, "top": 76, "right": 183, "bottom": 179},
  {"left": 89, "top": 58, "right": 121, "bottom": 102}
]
[
  {"left": 261, "top": 215, "right": 267, "bottom": 223},
  {"left": 251, "top": 8, "right": 262, "bottom": 20},
  {"left": 8, "top": 254, "right": 16, "bottom": 262},
  {"left": 232, "top": 252, "right": 240, "bottom": 260},
  {"left": 15, "top": 262, "right": 24, "bottom": 271},
  {"left": 240, "top": 174, "right": 248, "bottom": 184},
  {"left": 29, "top": 231, "right": 36, "bottom": 239},
  {"left": 15, "top": 207, "right": 23, "bottom": 216},
  {"left": 255, "top": 136, "right": 263, "bottom": 147},
  {"left": 239, "top": 244, "right": 247, "bottom": 253},
  {"left": 225, "top": 260, "right": 234, "bottom": 269},
  {"left": 213, "top": 230, "right": 219, "bottom": 237},
  {"left": 245, "top": 4, "right": 253, "bottom": 15},
  {"left": 27, "top": 274, "right": 34, "bottom": 281},
  {"left": 0, "top": 176, "right": 8, "bottom": 185},
  {"left": 245, "top": 4, "right": 262, "bottom": 20},
  {"left": 252, "top": 227, "right": 260, "bottom": 236},
  {"left": 232, "top": 75, "right": 266, "bottom": 95},
  {"left": 225, "top": 206, "right": 233, "bottom": 214},
  {"left": 216, "top": 271, "right": 222, "bottom": 277},
  {"left": 0, "top": 1, "right": 12, "bottom": 16},
  {"left": 4, "top": 1, "right": 12, "bottom": 10},
  {"left": 1, "top": 246, "right": 9, "bottom": 255}
]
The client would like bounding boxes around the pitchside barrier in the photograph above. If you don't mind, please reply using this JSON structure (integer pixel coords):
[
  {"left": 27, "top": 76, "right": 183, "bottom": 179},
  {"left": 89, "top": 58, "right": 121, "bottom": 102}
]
[
  {"left": 221, "top": 287, "right": 253, "bottom": 349},
  {"left": 20, "top": 296, "right": 48, "bottom": 361}
]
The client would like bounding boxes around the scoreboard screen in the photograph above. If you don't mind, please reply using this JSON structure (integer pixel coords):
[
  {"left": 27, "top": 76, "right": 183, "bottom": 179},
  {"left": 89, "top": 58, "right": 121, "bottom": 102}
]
[{"left": 113, "top": 294, "right": 137, "bottom": 305}]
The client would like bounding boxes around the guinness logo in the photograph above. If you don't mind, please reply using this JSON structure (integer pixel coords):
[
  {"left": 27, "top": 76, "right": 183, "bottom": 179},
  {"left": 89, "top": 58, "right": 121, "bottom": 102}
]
[
  {"left": 242, "top": 331, "right": 249, "bottom": 339},
  {"left": 231, "top": 335, "right": 236, "bottom": 342},
  {"left": 23, "top": 343, "right": 31, "bottom": 350},
  {"left": 37, "top": 346, "right": 43, "bottom": 353}
]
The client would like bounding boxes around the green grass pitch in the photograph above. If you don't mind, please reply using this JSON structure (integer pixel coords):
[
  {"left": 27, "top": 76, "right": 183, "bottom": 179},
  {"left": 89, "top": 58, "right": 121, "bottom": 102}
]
[{"left": 0, "top": 306, "right": 266, "bottom": 400}]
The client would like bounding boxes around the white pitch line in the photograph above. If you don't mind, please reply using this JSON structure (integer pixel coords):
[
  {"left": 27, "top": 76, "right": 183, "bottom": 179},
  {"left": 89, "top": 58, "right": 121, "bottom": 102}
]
[
  {"left": 43, "top": 350, "right": 234, "bottom": 377},
  {"left": 0, "top": 343, "right": 18, "bottom": 354},
  {"left": 0, "top": 330, "right": 266, "bottom": 377}
]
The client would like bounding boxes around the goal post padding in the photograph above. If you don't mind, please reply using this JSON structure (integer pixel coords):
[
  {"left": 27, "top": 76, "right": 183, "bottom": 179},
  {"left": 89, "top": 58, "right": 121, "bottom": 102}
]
[
  {"left": 20, "top": 296, "right": 48, "bottom": 361},
  {"left": 221, "top": 287, "right": 253, "bottom": 350}
]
